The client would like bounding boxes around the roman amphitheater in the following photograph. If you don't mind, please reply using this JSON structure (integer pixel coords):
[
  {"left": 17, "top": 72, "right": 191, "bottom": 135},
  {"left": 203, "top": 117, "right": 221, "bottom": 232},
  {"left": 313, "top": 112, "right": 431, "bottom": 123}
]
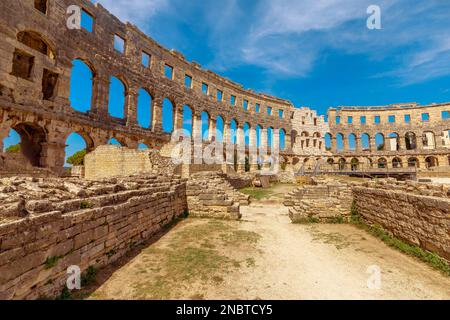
[{"left": 0, "top": 0, "right": 449, "bottom": 300}]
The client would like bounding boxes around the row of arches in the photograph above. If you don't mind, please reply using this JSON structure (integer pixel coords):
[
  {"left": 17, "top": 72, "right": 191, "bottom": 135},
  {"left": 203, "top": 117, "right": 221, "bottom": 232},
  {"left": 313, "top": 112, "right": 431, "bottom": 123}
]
[
  {"left": 324, "top": 130, "right": 450, "bottom": 152},
  {"left": 324, "top": 156, "right": 441, "bottom": 170},
  {"left": 68, "top": 60, "right": 288, "bottom": 147}
]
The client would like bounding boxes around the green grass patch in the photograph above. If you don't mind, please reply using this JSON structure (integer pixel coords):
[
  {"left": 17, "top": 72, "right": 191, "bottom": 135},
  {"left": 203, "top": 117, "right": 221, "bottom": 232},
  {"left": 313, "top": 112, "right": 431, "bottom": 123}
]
[
  {"left": 239, "top": 187, "right": 274, "bottom": 200},
  {"left": 44, "top": 255, "right": 63, "bottom": 269},
  {"left": 350, "top": 202, "right": 450, "bottom": 276}
]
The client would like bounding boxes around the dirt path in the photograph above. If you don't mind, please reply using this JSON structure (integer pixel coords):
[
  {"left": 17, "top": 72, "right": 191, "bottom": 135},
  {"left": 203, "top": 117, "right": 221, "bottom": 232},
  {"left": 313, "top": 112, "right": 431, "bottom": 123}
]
[{"left": 90, "top": 186, "right": 450, "bottom": 300}]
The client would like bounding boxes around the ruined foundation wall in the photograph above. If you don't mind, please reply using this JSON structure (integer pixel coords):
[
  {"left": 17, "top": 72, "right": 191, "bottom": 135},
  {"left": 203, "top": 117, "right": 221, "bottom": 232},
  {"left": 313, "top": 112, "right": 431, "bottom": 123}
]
[
  {"left": 0, "top": 175, "right": 187, "bottom": 299},
  {"left": 186, "top": 172, "right": 249, "bottom": 220},
  {"left": 353, "top": 180, "right": 450, "bottom": 261},
  {"left": 284, "top": 182, "right": 354, "bottom": 222}
]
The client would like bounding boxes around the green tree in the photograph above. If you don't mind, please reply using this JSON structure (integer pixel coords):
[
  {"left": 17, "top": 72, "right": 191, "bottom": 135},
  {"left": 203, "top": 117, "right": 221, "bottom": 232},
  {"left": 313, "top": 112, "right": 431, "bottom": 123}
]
[
  {"left": 5, "top": 143, "right": 20, "bottom": 153},
  {"left": 67, "top": 149, "right": 86, "bottom": 166}
]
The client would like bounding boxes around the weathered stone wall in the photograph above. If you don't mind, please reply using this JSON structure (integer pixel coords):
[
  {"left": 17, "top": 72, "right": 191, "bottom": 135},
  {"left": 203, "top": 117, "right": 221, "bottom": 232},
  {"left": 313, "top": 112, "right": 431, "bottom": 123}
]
[
  {"left": 186, "top": 172, "right": 249, "bottom": 220},
  {"left": 84, "top": 145, "right": 180, "bottom": 180},
  {"left": 0, "top": 175, "right": 187, "bottom": 299},
  {"left": 284, "top": 181, "right": 354, "bottom": 222},
  {"left": 353, "top": 180, "right": 450, "bottom": 261}
]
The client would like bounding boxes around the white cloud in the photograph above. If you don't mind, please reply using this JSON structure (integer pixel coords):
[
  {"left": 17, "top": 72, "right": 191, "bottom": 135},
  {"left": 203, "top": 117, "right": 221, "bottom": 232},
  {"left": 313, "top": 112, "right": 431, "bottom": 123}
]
[{"left": 95, "top": 0, "right": 168, "bottom": 26}]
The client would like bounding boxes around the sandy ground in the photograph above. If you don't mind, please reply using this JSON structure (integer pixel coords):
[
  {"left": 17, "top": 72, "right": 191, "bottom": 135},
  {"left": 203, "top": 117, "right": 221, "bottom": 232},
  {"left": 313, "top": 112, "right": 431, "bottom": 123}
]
[{"left": 90, "top": 186, "right": 450, "bottom": 300}]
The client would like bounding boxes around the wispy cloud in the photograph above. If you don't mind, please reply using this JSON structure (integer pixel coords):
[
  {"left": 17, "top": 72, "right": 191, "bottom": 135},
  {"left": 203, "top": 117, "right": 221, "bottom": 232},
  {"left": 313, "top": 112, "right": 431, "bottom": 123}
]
[
  {"left": 95, "top": 0, "right": 168, "bottom": 26},
  {"left": 96, "top": 0, "right": 450, "bottom": 86}
]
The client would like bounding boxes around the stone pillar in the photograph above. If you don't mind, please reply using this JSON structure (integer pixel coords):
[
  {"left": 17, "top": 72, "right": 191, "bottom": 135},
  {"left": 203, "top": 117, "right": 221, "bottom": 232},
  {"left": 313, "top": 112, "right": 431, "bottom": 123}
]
[
  {"left": 260, "top": 128, "right": 268, "bottom": 151},
  {"left": 151, "top": 97, "right": 163, "bottom": 133},
  {"left": 398, "top": 134, "right": 406, "bottom": 150},
  {"left": 236, "top": 126, "right": 245, "bottom": 172},
  {"left": 172, "top": 105, "right": 184, "bottom": 140},
  {"left": 208, "top": 118, "right": 216, "bottom": 141},
  {"left": 285, "top": 133, "right": 292, "bottom": 153},
  {"left": 125, "top": 88, "right": 138, "bottom": 127},
  {"left": 91, "top": 75, "right": 110, "bottom": 118},
  {"left": 249, "top": 127, "right": 258, "bottom": 171},
  {"left": 192, "top": 114, "right": 203, "bottom": 163},
  {"left": 331, "top": 137, "right": 337, "bottom": 153},
  {"left": 435, "top": 133, "right": 444, "bottom": 149},
  {"left": 41, "top": 141, "right": 66, "bottom": 176},
  {"left": 355, "top": 137, "right": 362, "bottom": 153},
  {"left": 370, "top": 137, "right": 378, "bottom": 152}
]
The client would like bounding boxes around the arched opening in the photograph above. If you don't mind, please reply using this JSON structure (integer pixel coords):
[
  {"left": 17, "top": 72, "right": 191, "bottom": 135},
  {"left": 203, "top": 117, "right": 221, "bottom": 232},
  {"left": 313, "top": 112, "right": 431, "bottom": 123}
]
[
  {"left": 182, "top": 105, "right": 193, "bottom": 137},
  {"left": 338, "top": 158, "right": 346, "bottom": 170},
  {"left": 361, "top": 133, "right": 370, "bottom": 150},
  {"left": 405, "top": 132, "right": 417, "bottom": 150},
  {"left": 348, "top": 134, "right": 357, "bottom": 151},
  {"left": 375, "top": 133, "right": 385, "bottom": 151},
  {"left": 108, "top": 77, "right": 127, "bottom": 119},
  {"left": 6, "top": 123, "right": 46, "bottom": 167},
  {"left": 17, "top": 31, "right": 55, "bottom": 59},
  {"left": 408, "top": 157, "right": 419, "bottom": 168},
  {"left": 216, "top": 116, "right": 224, "bottom": 142},
  {"left": 201, "top": 111, "right": 210, "bottom": 141},
  {"left": 230, "top": 119, "right": 238, "bottom": 144},
  {"left": 137, "top": 88, "right": 152, "bottom": 129},
  {"left": 162, "top": 98, "right": 174, "bottom": 133},
  {"left": 336, "top": 133, "right": 344, "bottom": 151},
  {"left": 377, "top": 158, "right": 387, "bottom": 169},
  {"left": 324, "top": 133, "right": 332, "bottom": 151},
  {"left": 327, "top": 158, "right": 334, "bottom": 165},
  {"left": 65, "top": 132, "right": 93, "bottom": 168},
  {"left": 351, "top": 158, "right": 359, "bottom": 171},
  {"left": 291, "top": 130, "right": 298, "bottom": 149},
  {"left": 425, "top": 156, "right": 438, "bottom": 168},
  {"left": 244, "top": 123, "right": 250, "bottom": 146},
  {"left": 422, "top": 131, "right": 436, "bottom": 149},
  {"left": 108, "top": 138, "right": 122, "bottom": 146},
  {"left": 388, "top": 133, "right": 400, "bottom": 151},
  {"left": 2, "top": 129, "right": 21, "bottom": 153},
  {"left": 279, "top": 129, "right": 286, "bottom": 150},
  {"left": 292, "top": 157, "right": 300, "bottom": 166},
  {"left": 138, "top": 143, "right": 149, "bottom": 150},
  {"left": 70, "top": 59, "right": 94, "bottom": 113},
  {"left": 392, "top": 157, "right": 402, "bottom": 168}
]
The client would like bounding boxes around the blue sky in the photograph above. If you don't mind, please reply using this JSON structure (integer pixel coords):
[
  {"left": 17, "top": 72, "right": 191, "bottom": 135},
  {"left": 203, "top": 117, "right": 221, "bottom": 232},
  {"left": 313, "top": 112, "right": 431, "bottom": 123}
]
[{"left": 4, "top": 0, "right": 450, "bottom": 164}]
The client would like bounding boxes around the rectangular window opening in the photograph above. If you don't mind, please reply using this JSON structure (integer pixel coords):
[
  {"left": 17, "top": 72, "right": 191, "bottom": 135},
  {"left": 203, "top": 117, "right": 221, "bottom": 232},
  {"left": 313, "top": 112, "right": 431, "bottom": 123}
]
[
  {"left": 165, "top": 64, "right": 173, "bottom": 79},
  {"left": 185, "top": 74, "right": 192, "bottom": 88},
  {"left": 11, "top": 49, "right": 34, "bottom": 80},
  {"left": 230, "top": 95, "right": 236, "bottom": 106},
  {"left": 421, "top": 113, "right": 430, "bottom": 121},
  {"left": 202, "top": 83, "right": 208, "bottom": 95},
  {"left": 114, "top": 35, "right": 125, "bottom": 53},
  {"left": 360, "top": 116, "right": 366, "bottom": 124},
  {"left": 388, "top": 115, "right": 396, "bottom": 123},
  {"left": 243, "top": 100, "right": 248, "bottom": 110},
  {"left": 81, "top": 9, "right": 94, "bottom": 32},
  {"left": 217, "top": 89, "right": 223, "bottom": 101},
  {"left": 442, "top": 111, "right": 450, "bottom": 120},
  {"left": 142, "top": 51, "right": 151, "bottom": 68},
  {"left": 404, "top": 114, "right": 411, "bottom": 123},
  {"left": 255, "top": 103, "right": 260, "bottom": 113}
]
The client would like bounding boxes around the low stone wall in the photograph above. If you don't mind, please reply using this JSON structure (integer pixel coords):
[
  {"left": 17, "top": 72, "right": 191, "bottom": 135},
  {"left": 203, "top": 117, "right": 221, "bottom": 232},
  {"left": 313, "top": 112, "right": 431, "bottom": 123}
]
[
  {"left": 0, "top": 175, "right": 187, "bottom": 299},
  {"left": 186, "top": 172, "right": 250, "bottom": 220},
  {"left": 284, "top": 181, "right": 354, "bottom": 222},
  {"left": 353, "top": 180, "right": 450, "bottom": 261}
]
